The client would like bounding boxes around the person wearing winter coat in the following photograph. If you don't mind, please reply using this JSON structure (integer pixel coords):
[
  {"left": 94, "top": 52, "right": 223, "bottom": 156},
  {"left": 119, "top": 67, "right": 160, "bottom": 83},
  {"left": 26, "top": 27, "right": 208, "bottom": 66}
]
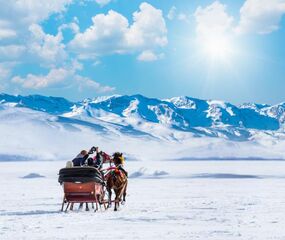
[
  {"left": 72, "top": 150, "right": 89, "bottom": 166},
  {"left": 93, "top": 147, "right": 104, "bottom": 169},
  {"left": 72, "top": 147, "right": 96, "bottom": 167}
]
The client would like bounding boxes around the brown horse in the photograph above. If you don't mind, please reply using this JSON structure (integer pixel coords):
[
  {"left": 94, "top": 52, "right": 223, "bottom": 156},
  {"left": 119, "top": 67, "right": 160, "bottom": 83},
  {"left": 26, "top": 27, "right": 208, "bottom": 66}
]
[{"left": 106, "top": 168, "right": 128, "bottom": 211}]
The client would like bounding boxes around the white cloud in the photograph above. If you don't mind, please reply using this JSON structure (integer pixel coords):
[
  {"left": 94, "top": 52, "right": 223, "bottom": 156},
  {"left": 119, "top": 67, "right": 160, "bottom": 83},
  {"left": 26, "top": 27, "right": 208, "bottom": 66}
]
[
  {"left": 0, "top": 28, "right": 17, "bottom": 40},
  {"left": 0, "top": 61, "right": 20, "bottom": 91},
  {"left": 167, "top": 6, "right": 189, "bottom": 22},
  {"left": 0, "top": 20, "right": 17, "bottom": 39},
  {"left": 0, "top": 0, "right": 73, "bottom": 26},
  {"left": 0, "top": 64, "right": 11, "bottom": 80},
  {"left": 69, "top": 10, "right": 128, "bottom": 57},
  {"left": 69, "top": 2, "right": 167, "bottom": 59},
  {"left": 0, "top": 0, "right": 73, "bottom": 73},
  {"left": 92, "top": 60, "right": 101, "bottom": 66},
  {"left": 75, "top": 75, "right": 115, "bottom": 93},
  {"left": 12, "top": 60, "right": 114, "bottom": 93},
  {"left": 137, "top": 50, "right": 164, "bottom": 62},
  {"left": 12, "top": 67, "right": 71, "bottom": 89},
  {"left": 95, "top": 0, "right": 112, "bottom": 7},
  {"left": 0, "top": 45, "right": 26, "bottom": 60},
  {"left": 58, "top": 22, "right": 80, "bottom": 34},
  {"left": 177, "top": 13, "right": 188, "bottom": 21},
  {"left": 126, "top": 2, "right": 167, "bottom": 48},
  {"left": 28, "top": 24, "right": 67, "bottom": 66},
  {"left": 194, "top": 1, "right": 234, "bottom": 36},
  {"left": 58, "top": 17, "right": 80, "bottom": 34},
  {"left": 167, "top": 6, "right": 177, "bottom": 20},
  {"left": 236, "top": 0, "right": 285, "bottom": 34},
  {"left": 11, "top": 60, "right": 81, "bottom": 89},
  {"left": 0, "top": 62, "right": 17, "bottom": 81},
  {"left": 194, "top": 0, "right": 285, "bottom": 36},
  {"left": 0, "top": 1, "right": 117, "bottom": 94},
  {"left": 0, "top": 0, "right": 73, "bottom": 43}
]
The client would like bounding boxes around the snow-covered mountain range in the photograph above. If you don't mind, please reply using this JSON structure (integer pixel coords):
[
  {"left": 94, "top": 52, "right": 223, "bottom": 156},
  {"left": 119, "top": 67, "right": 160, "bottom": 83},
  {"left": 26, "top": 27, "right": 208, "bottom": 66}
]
[{"left": 1, "top": 93, "right": 285, "bottom": 161}]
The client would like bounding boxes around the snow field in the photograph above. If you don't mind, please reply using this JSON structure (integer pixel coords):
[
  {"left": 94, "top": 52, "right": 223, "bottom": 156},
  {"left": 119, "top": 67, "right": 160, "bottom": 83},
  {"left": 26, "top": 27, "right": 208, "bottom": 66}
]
[{"left": 1, "top": 160, "right": 285, "bottom": 240}]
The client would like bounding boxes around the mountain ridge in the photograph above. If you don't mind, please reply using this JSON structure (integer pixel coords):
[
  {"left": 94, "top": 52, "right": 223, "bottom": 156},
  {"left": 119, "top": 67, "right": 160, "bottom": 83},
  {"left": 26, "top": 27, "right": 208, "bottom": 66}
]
[
  {"left": 1, "top": 93, "right": 285, "bottom": 160},
  {"left": 0, "top": 93, "right": 284, "bottom": 134}
]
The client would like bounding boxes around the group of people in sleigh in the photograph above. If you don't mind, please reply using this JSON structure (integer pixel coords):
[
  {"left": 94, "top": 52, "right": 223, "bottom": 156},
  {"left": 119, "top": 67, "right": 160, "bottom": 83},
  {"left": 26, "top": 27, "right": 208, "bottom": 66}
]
[{"left": 66, "top": 146, "right": 128, "bottom": 178}]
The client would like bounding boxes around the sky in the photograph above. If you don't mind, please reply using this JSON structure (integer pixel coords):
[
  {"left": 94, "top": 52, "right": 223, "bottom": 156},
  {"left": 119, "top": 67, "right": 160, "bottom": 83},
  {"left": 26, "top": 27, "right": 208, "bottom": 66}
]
[{"left": 0, "top": 0, "right": 285, "bottom": 104}]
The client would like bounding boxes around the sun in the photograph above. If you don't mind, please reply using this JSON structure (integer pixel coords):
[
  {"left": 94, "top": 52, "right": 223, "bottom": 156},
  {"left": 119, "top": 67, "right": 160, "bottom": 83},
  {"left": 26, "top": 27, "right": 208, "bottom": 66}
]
[{"left": 199, "top": 34, "right": 234, "bottom": 61}]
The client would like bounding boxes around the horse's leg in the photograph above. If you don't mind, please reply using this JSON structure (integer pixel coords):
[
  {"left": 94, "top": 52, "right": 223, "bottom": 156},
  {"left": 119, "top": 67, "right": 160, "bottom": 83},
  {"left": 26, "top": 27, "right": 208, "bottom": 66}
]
[
  {"left": 102, "top": 189, "right": 108, "bottom": 210},
  {"left": 102, "top": 188, "right": 108, "bottom": 210},
  {"left": 114, "top": 192, "right": 118, "bottom": 211},
  {"left": 121, "top": 181, "right": 128, "bottom": 205},
  {"left": 97, "top": 194, "right": 102, "bottom": 211},
  {"left": 94, "top": 194, "right": 99, "bottom": 212},
  {"left": 114, "top": 188, "right": 122, "bottom": 211},
  {"left": 107, "top": 187, "right": 112, "bottom": 208},
  {"left": 79, "top": 203, "right": 83, "bottom": 209},
  {"left": 94, "top": 201, "right": 99, "bottom": 212},
  {"left": 70, "top": 203, "right": 74, "bottom": 211},
  {"left": 104, "top": 201, "right": 108, "bottom": 210},
  {"left": 92, "top": 203, "right": 94, "bottom": 209}
]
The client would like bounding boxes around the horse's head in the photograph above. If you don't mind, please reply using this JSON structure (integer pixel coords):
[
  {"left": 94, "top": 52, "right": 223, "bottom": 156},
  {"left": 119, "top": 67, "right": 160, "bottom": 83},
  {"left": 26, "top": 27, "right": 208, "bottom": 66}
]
[
  {"left": 113, "top": 152, "right": 122, "bottom": 159},
  {"left": 112, "top": 152, "right": 124, "bottom": 166}
]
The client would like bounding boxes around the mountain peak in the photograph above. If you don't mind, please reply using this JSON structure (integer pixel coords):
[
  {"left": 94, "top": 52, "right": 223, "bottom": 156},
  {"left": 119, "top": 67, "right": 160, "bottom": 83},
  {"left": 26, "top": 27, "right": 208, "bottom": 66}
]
[{"left": 0, "top": 93, "right": 283, "bottom": 135}]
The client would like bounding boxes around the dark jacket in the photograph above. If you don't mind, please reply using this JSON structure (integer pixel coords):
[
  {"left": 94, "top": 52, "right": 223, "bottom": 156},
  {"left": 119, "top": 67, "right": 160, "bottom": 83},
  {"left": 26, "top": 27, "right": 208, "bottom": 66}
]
[
  {"left": 94, "top": 153, "right": 103, "bottom": 169},
  {"left": 72, "top": 153, "right": 89, "bottom": 166}
]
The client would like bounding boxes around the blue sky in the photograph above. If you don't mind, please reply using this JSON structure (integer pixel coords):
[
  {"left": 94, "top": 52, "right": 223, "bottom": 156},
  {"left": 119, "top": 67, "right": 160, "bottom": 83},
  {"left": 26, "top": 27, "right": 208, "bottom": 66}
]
[{"left": 0, "top": 0, "right": 285, "bottom": 104}]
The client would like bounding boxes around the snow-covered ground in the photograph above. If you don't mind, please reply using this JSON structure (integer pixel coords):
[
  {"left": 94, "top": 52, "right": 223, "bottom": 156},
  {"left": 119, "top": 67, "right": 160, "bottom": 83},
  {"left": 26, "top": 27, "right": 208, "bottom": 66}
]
[{"left": 1, "top": 160, "right": 285, "bottom": 240}]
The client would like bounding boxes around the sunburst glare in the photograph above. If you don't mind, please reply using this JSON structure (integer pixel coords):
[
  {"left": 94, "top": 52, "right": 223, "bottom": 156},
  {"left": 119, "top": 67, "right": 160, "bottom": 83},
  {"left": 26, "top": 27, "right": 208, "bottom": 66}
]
[{"left": 201, "top": 34, "right": 234, "bottom": 61}]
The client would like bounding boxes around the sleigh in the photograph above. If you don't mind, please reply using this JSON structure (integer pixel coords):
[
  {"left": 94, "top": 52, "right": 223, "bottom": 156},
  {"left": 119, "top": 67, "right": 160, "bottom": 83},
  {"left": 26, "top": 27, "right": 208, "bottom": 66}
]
[{"left": 58, "top": 167, "right": 107, "bottom": 212}]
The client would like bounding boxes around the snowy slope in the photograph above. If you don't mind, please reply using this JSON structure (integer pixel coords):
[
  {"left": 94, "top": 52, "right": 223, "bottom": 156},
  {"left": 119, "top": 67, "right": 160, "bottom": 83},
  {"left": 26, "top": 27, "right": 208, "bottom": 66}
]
[{"left": 1, "top": 93, "right": 285, "bottom": 160}]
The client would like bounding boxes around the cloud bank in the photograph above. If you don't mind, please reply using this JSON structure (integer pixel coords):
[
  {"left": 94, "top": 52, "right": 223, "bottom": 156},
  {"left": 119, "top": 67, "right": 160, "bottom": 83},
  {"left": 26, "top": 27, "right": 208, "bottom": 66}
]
[{"left": 69, "top": 2, "right": 168, "bottom": 60}]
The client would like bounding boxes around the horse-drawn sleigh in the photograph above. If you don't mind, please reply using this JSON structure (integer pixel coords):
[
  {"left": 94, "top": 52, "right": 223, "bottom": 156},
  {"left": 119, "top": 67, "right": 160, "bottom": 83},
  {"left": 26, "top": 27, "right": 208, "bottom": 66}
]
[{"left": 58, "top": 164, "right": 128, "bottom": 212}]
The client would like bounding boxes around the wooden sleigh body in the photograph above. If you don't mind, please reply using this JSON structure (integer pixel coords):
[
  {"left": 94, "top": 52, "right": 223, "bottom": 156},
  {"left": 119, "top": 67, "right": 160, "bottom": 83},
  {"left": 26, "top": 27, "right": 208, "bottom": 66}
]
[{"left": 58, "top": 167, "right": 107, "bottom": 212}]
